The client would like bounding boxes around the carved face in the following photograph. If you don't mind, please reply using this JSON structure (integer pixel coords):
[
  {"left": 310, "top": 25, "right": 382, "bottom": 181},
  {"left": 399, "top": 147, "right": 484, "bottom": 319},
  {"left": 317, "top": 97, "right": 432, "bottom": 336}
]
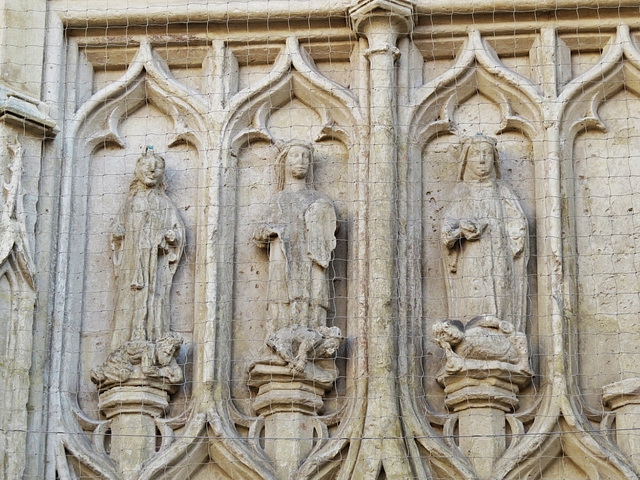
[
  {"left": 465, "top": 142, "right": 496, "bottom": 181},
  {"left": 285, "top": 145, "right": 311, "bottom": 180},
  {"left": 135, "top": 154, "right": 165, "bottom": 188}
]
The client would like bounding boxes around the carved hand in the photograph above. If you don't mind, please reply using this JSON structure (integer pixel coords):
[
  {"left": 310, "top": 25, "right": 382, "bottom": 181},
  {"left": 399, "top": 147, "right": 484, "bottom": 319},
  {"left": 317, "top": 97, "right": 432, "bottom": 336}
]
[
  {"left": 253, "top": 224, "right": 281, "bottom": 245},
  {"left": 112, "top": 223, "right": 125, "bottom": 241},
  {"left": 459, "top": 218, "right": 486, "bottom": 240},
  {"left": 164, "top": 229, "right": 178, "bottom": 245},
  {"left": 442, "top": 219, "right": 462, "bottom": 249}
]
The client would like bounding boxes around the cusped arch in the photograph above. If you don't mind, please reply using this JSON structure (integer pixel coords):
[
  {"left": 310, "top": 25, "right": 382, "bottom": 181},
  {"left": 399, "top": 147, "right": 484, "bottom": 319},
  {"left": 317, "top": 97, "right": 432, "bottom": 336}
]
[
  {"left": 399, "top": 29, "right": 552, "bottom": 480},
  {"left": 207, "top": 36, "right": 366, "bottom": 480},
  {"left": 554, "top": 24, "right": 640, "bottom": 480},
  {"left": 561, "top": 25, "right": 640, "bottom": 141},
  {"left": 408, "top": 30, "right": 543, "bottom": 149},
  {"left": 56, "top": 40, "right": 210, "bottom": 480},
  {"left": 222, "top": 37, "right": 362, "bottom": 156},
  {"left": 70, "top": 40, "right": 209, "bottom": 157}
]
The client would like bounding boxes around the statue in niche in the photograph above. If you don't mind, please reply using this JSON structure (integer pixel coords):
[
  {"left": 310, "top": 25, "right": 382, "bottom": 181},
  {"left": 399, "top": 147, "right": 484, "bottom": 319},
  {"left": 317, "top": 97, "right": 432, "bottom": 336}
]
[
  {"left": 253, "top": 141, "right": 338, "bottom": 334},
  {"left": 251, "top": 140, "right": 342, "bottom": 371},
  {"left": 92, "top": 147, "right": 185, "bottom": 389},
  {"left": 434, "top": 135, "right": 531, "bottom": 376},
  {"left": 440, "top": 134, "right": 529, "bottom": 330}
]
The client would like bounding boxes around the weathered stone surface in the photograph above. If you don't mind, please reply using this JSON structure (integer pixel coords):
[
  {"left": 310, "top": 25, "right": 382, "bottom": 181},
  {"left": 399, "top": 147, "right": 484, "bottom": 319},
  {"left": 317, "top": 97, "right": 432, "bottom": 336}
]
[{"left": 4, "top": 1, "right": 640, "bottom": 479}]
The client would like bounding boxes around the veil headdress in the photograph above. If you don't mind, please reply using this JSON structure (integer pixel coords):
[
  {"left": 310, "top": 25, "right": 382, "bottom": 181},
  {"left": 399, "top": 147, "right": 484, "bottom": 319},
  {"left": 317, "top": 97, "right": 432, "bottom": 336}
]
[
  {"left": 274, "top": 140, "right": 315, "bottom": 192},
  {"left": 457, "top": 134, "right": 501, "bottom": 181}
]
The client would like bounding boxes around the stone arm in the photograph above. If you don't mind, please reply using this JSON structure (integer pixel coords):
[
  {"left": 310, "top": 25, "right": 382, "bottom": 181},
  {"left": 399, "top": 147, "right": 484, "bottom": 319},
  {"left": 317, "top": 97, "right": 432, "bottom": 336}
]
[
  {"left": 252, "top": 203, "right": 283, "bottom": 249},
  {"left": 306, "top": 199, "right": 337, "bottom": 269},
  {"left": 159, "top": 205, "right": 186, "bottom": 267},
  {"left": 252, "top": 223, "right": 280, "bottom": 248},
  {"left": 504, "top": 195, "right": 528, "bottom": 258},
  {"left": 110, "top": 211, "right": 126, "bottom": 271},
  {"left": 442, "top": 217, "right": 486, "bottom": 273},
  {"left": 442, "top": 217, "right": 486, "bottom": 248}
]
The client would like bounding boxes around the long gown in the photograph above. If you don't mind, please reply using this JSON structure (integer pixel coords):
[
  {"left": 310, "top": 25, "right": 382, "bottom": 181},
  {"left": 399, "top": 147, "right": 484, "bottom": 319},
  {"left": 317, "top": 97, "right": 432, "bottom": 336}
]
[
  {"left": 441, "top": 179, "right": 529, "bottom": 332},
  {"left": 254, "top": 188, "right": 337, "bottom": 334},
  {"left": 110, "top": 186, "right": 185, "bottom": 350}
]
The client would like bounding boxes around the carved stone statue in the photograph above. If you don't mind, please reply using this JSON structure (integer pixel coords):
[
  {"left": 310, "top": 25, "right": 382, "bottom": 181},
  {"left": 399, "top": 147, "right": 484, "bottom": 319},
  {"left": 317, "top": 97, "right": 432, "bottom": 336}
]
[
  {"left": 91, "top": 332, "right": 183, "bottom": 390},
  {"left": 90, "top": 147, "right": 186, "bottom": 476},
  {"left": 266, "top": 324, "right": 342, "bottom": 373},
  {"left": 247, "top": 142, "right": 343, "bottom": 476},
  {"left": 433, "top": 315, "right": 532, "bottom": 376},
  {"left": 252, "top": 140, "right": 338, "bottom": 336},
  {"left": 109, "top": 147, "right": 186, "bottom": 351},
  {"left": 440, "top": 134, "right": 529, "bottom": 331}
]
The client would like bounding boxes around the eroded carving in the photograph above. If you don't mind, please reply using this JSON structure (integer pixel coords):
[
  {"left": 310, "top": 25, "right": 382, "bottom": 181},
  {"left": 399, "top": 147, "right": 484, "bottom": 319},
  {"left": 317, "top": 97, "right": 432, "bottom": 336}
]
[
  {"left": 90, "top": 332, "right": 183, "bottom": 390},
  {"left": 247, "top": 140, "right": 343, "bottom": 479},
  {"left": 89, "top": 147, "right": 186, "bottom": 478},
  {"left": 252, "top": 140, "right": 338, "bottom": 336},
  {"left": 433, "top": 315, "right": 531, "bottom": 376},
  {"left": 433, "top": 135, "right": 532, "bottom": 479},
  {"left": 266, "top": 324, "right": 342, "bottom": 374},
  {"left": 109, "top": 147, "right": 185, "bottom": 351},
  {"left": 440, "top": 135, "right": 528, "bottom": 330}
]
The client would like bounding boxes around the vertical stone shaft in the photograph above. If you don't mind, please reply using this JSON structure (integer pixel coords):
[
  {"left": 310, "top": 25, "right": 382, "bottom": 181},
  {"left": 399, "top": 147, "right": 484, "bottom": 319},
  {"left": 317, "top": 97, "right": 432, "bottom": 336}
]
[
  {"left": 457, "top": 407, "right": 506, "bottom": 479},
  {"left": 98, "top": 386, "right": 169, "bottom": 480},
  {"left": 109, "top": 414, "right": 158, "bottom": 479},
  {"left": 264, "top": 412, "right": 315, "bottom": 478},
  {"left": 362, "top": 17, "right": 401, "bottom": 437},
  {"left": 350, "top": 2, "right": 415, "bottom": 475}
]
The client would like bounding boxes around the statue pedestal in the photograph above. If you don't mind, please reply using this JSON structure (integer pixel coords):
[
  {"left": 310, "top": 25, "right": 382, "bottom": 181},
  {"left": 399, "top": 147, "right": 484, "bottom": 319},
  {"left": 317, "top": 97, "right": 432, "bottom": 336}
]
[
  {"left": 603, "top": 377, "right": 640, "bottom": 471},
  {"left": 91, "top": 336, "right": 183, "bottom": 479},
  {"left": 247, "top": 360, "right": 337, "bottom": 479},
  {"left": 98, "top": 385, "right": 170, "bottom": 479},
  {"left": 438, "top": 363, "right": 531, "bottom": 480}
]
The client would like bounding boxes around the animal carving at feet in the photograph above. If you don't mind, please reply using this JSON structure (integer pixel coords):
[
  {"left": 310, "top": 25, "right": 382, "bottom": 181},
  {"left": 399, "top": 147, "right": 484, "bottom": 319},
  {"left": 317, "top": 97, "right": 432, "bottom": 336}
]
[{"left": 433, "top": 315, "right": 532, "bottom": 376}]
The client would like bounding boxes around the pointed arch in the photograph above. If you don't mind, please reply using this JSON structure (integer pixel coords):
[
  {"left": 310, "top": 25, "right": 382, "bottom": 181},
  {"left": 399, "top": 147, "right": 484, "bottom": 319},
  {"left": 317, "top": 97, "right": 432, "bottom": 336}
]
[
  {"left": 398, "top": 29, "right": 551, "bottom": 480},
  {"left": 554, "top": 24, "right": 640, "bottom": 480},
  {"left": 56, "top": 40, "right": 211, "bottom": 480},
  {"left": 205, "top": 36, "right": 367, "bottom": 480}
]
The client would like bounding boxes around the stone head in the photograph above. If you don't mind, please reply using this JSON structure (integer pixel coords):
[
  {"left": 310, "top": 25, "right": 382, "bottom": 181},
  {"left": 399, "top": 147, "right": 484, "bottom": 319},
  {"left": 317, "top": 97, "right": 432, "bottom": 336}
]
[
  {"left": 133, "top": 148, "right": 168, "bottom": 190},
  {"left": 458, "top": 135, "right": 501, "bottom": 182},
  {"left": 275, "top": 140, "right": 314, "bottom": 191},
  {"left": 432, "top": 320, "right": 465, "bottom": 347},
  {"left": 156, "top": 333, "right": 183, "bottom": 365}
]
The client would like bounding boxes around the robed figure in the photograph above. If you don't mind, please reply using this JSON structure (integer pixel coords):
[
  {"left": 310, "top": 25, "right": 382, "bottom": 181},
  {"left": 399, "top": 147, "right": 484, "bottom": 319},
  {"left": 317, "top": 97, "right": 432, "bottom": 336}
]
[
  {"left": 441, "top": 135, "right": 529, "bottom": 331},
  {"left": 110, "top": 148, "right": 185, "bottom": 351},
  {"left": 253, "top": 141, "right": 338, "bottom": 336}
]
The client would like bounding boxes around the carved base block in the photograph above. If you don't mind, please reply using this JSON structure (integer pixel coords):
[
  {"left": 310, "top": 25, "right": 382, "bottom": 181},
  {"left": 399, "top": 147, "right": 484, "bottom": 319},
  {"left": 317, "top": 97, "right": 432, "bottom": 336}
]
[
  {"left": 439, "top": 369, "right": 531, "bottom": 479},
  {"left": 98, "top": 386, "right": 170, "bottom": 479},
  {"left": 603, "top": 378, "right": 640, "bottom": 471},
  {"left": 440, "top": 374, "right": 525, "bottom": 413},
  {"left": 247, "top": 360, "right": 337, "bottom": 478}
]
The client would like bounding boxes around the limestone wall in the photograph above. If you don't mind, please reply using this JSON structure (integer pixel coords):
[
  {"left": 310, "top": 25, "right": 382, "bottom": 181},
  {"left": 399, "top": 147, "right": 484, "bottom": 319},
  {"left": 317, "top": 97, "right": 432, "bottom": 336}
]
[{"left": 4, "top": 0, "right": 640, "bottom": 479}]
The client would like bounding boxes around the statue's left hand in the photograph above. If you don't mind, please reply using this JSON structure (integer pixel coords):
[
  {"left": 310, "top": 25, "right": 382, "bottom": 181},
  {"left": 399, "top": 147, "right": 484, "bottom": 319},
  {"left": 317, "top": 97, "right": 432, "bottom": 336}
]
[{"left": 164, "top": 229, "right": 178, "bottom": 245}]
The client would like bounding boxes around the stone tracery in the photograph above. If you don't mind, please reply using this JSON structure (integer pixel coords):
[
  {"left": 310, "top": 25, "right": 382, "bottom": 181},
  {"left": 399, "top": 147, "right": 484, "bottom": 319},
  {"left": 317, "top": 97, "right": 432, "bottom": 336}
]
[{"left": 11, "top": 2, "right": 640, "bottom": 479}]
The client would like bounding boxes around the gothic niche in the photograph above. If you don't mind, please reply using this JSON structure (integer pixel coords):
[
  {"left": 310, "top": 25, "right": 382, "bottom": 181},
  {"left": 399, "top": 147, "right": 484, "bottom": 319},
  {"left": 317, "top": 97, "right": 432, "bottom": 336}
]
[
  {"left": 90, "top": 147, "right": 186, "bottom": 477},
  {"left": 245, "top": 140, "right": 343, "bottom": 478},
  {"left": 432, "top": 134, "right": 533, "bottom": 477}
]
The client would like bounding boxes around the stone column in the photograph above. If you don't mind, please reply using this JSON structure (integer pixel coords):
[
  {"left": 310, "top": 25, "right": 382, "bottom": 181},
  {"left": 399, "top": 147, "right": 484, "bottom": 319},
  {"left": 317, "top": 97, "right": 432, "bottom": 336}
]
[
  {"left": 439, "top": 367, "right": 531, "bottom": 479},
  {"left": 349, "top": 1, "right": 415, "bottom": 476},
  {"left": 247, "top": 362, "right": 337, "bottom": 479},
  {"left": 0, "top": 2, "right": 55, "bottom": 478},
  {"left": 603, "top": 378, "right": 640, "bottom": 471},
  {"left": 98, "top": 386, "right": 170, "bottom": 479}
]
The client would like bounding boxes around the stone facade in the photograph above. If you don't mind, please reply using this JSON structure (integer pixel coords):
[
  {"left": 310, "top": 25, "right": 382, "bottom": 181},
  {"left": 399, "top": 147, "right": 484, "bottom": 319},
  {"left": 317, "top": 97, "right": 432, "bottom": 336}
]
[{"left": 4, "top": 0, "right": 640, "bottom": 478}]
